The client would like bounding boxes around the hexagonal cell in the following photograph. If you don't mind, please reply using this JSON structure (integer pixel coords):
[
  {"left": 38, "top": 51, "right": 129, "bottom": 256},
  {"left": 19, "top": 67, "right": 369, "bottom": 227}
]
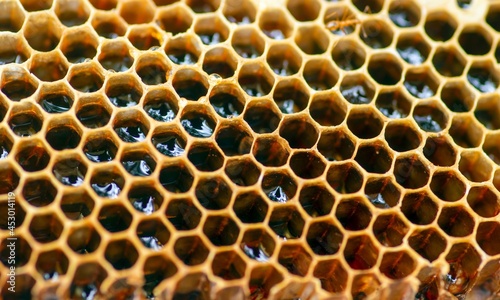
[
  {"left": 156, "top": 4, "right": 193, "bottom": 35},
  {"left": 475, "top": 95, "right": 500, "bottom": 130},
  {"left": 0, "top": 34, "right": 30, "bottom": 65},
  {"left": 83, "top": 131, "right": 118, "bottom": 163},
  {"left": 128, "top": 184, "right": 163, "bottom": 215},
  {"left": 194, "top": 15, "right": 229, "bottom": 45},
  {"left": 394, "top": 154, "right": 430, "bottom": 189},
  {"left": 113, "top": 110, "right": 150, "bottom": 143},
  {"left": 252, "top": 135, "right": 290, "bottom": 167},
  {"left": 67, "top": 224, "right": 101, "bottom": 254},
  {"left": 166, "top": 198, "right": 202, "bottom": 230},
  {"left": 144, "top": 89, "right": 178, "bottom": 122},
  {"left": 159, "top": 161, "right": 194, "bottom": 193},
  {"left": 212, "top": 250, "right": 246, "bottom": 280},
  {"left": 459, "top": 25, "right": 492, "bottom": 55},
  {"left": 327, "top": 162, "right": 363, "bottom": 194},
  {"left": 238, "top": 62, "right": 275, "bottom": 97},
  {"left": 120, "top": 149, "right": 156, "bottom": 177},
  {"left": 272, "top": 78, "right": 309, "bottom": 114},
  {"left": 413, "top": 102, "right": 448, "bottom": 132},
  {"left": 368, "top": 53, "right": 403, "bottom": 85},
  {"left": 396, "top": 31, "right": 430, "bottom": 65},
  {"left": 459, "top": 151, "right": 493, "bottom": 182},
  {"left": 269, "top": 206, "right": 305, "bottom": 239},
  {"left": 46, "top": 118, "right": 82, "bottom": 151},
  {"left": 379, "top": 251, "right": 416, "bottom": 279},
  {"left": 360, "top": 19, "right": 394, "bottom": 49},
  {"left": 314, "top": 259, "right": 348, "bottom": 293},
  {"left": 445, "top": 243, "right": 482, "bottom": 295},
  {"left": 317, "top": 128, "right": 355, "bottom": 161},
  {"left": 55, "top": 0, "right": 90, "bottom": 26},
  {"left": 23, "top": 12, "right": 61, "bottom": 51},
  {"left": 467, "top": 186, "right": 500, "bottom": 218},
  {"left": 240, "top": 228, "right": 275, "bottom": 262},
  {"left": 136, "top": 219, "right": 170, "bottom": 250},
  {"left": 249, "top": 265, "right": 284, "bottom": 299},
  {"left": 309, "top": 92, "right": 346, "bottom": 127},
  {"left": 351, "top": 273, "right": 381, "bottom": 299},
  {"left": 374, "top": 212, "right": 409, "bottom": 247},
  {"left": 259, "top": 8, "right": 293, "bottom": 40},
  {"left": 232, "top": 27, "right": 265, "bottom": 59},
  {"left": 185, "top": 0, "right": 219, "bottom": 13},
  {"left": 476, "top": 221, "right": 500, "bottom": 256},
  {"left": 1, "top": 66, "right": 39, "bottom": 101},
  {"left": 430, "top": 171, "right": 466, "bottom": 202},
  {"left": 15, "top": 140, "right": 50, "bottom": 172},
  {"left": 118, "top": 0, "right": 154, "bottom": 24},
  {"left": 385, "top": 122, "right": 421, "bottom": 153},
  {"left": 0, "top": 236, "right": 31, "bottom": 267},
  {"left": 404, "top": 67, "right": 439, "bottom": 99},
  {"left": 98, "top": 40, "right": 134, "bottom": 72},
  {"left": 68, "top": 62, "right": 105, "bottom": 93},
  {"left": 401, "top": 191, "right": 439, "bottom": 225},
  {"left": 98, "top": 203, "right": 132, "bottom": 233},
  {"left": 467, "top": 61, "right": 499, "bottom": 93},
  {"left": 287, "top": 0, "right": 320, "bottom": 21},
  {"left": 324, "top": 6, "right": 359, "bottom": 36},
  {"left": 233, "top": 191, "right": 268, "bottom": 223},
  {"left": 91, "top": 11, "right": 127, "bottom": 38},
  {"left": 365, "top": 177, "right": 401, "bottom": 209},
  {"left": 438, "top": 206, "right": 475, "bottom": 237},
  {"left": 180, "top": 105, "right": 217, "bottom": 138},
  {"left": 423, "top": 135, "right": 457, "bottom": 167},
  {"left": 340, "top": 74, "right": 375, "bottom": 105},
  {"left": 347, "top": 107, "right": 383, "bottom": 139},
  {"left": 37, "top": 83, "right": 74, "bottom": 114},
  {"left": 265, "top": 43, "right": 301, "bottom": 77},
  {"left": 290, "top": 151, "right": 326, "bottom": 179},
  {"left": 244, "top": 100, "right": 281, "bottom": 134},
  {"left": 195, "top": 176, "right": 231, "bottom": 210},
  {"left": 105, "top": 239, "right": 138, "bottom": 270},
  {"left": 29, "top": 52, "right": 68, "bottom": 82},
  {"left": 303, "top": 60, "right": 339, "bottom": 93},
  {"left": 222, "top": 0, "right": 255, "bottom": 24},
  {"left": 152, "top": 127, "right": 187, "bottom": 157},
  {"left": 432, "top": 46, "right": 466, "bottom": 77},
  {"left": 280, "top": 116, "right": 319, "bottom": 149},
  {"left": 441, "top": 80, "right": 475, "bottom": 113},
  {"left": 60, "top": 190, "right": 94, "bottom": 220},
  {"left": 188, "top": 141, "right": 224, "bottom": 172},
  {"left": 409, "top": 228, "right": 447, "bottom": 262},
  {"left": 165, "top": 35, "right": 201, "bottom": 65},
  {"left": 355, "top": 142, "right": 393, "bottom": 174},
  {"left": 295, "top": 25, "right": 329, "bottom": 55},
  {"left": 142, "top": 255, "right": 177, "bottom": 297},
  {"left": 307, "top": 220, "right": 343, "bottom": 255},
  {"left": 203, "top": 215, "right": 239, "bottom": 246},
  {"left": 9, "top": 106, "right": 44, "bottom": 138},
  {"left": 343, "top": 235, "right": 379, "bottom": 270},
  {"left": 225, "top": 157, "right": 261, "bottom": 186},
  {"left": 388, "top": 0, "right": 420, "bottom": 27},
  {"left": 90, "top": 167, "right": 124, "bottom": 198},
  {"left": 69, "top": 262, "right": 107, "bottom": 299},
  {"left": 278, "top": 244, "right": 312, "bottom": 277},
  {"left": 424, "top": 11, "right": 457, "bottom": 41},
  {"left": 261, "top": 171, "right": 297, "bottom": 203},
  {"left": 22, "top": 177, "right": 56, "bottom": 208},
  {"left": 36, "top": 249, "right": 69, "bottom": 280},
  {"left": 336, "top": 197, "right": 372, "bottom": 231},
  {"left": 172, "top": 69, "right": 208, "bottom": 101},
  {"left": 332, "top": 38, "right": 366, "bottom": 71},
  {"left": 29, "top": 212, "right": 63, "bottom": 243},
  {"left": 299, "top": 184, "right": 335, "bottom": 217},
  {"left": 203, "top": 47, "right": 237, "bottom": 79},
  {"left": 0, "top": 1, "right": 25, "bottom": 32},
  {"left": 128, "top": 25, "right": 162, "bottom": 51},
  {"left": 208, "top": 84, "right": 244, "bottom": 119}
]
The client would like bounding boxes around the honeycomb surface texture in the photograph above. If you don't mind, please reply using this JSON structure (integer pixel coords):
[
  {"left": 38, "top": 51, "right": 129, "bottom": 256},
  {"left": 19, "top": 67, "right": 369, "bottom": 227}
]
[{"left": 1, "top": 0, "right": 500, "bottom": 299}]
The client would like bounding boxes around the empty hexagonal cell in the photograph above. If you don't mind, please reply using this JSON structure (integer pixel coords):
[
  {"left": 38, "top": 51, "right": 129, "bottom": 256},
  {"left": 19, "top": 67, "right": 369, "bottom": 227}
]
[
  {"left": 317, "top": 129, "right": 355, "bottom": 161},
  {"left": 467, "top": 186, "right": 500, "bottom": 218},
  {"left": 203, "top": 215, "right": 239, "bottom": 246},
  {"left": 249, "top": 265, "right": 284, "bottom": 299},
  {"left": 432, "top": 46, "right": 466, "bottom": 77},
  {"left": 143, "top": 89, "right": 178, "bottom": 123},
  {"left": 445, "top": 243, "right": 482, "bottom": 295},
  {"left": 127, "top": 25, "right": 162, "bottom": 51},
  {"left": 299, "top": 184, "right": 335, "bottom": 217},
  {"left": 0, "top": 1, "right": 25, "bottom": 32},
  {"left": 1, "top": 66, "right": 39, "bottom": 101},
  {"left": 156, "top": 4, "right": 193, "bottom": 35},
  {"left": 9, "top": 106, "right": 44, "bottom": 138},
  {"left": 459, "top": 151, "right": 493, "bottom": 182},
  {"left": 396, "top": 32, "right": 431, "bottom": 65},
  {"left": 172, "top": 69, "right": 208, "bottom": 101},
  {"left": 37, "top": 84, "right": 74, "bottom": 115},
  {"left": 389, "top": 0, "right": 420, "bottom": 27},
  {"left": 409, "top": 228, "right": 447, "bottom": 262},
  {"left": 344, "top": 235, "right": 379, "bottom": 270},
  {"left": 380, "top": 251, "right": 416, "bottom": 279},
  {"left": 413, "top": 102, "right": 448, "bottom": 132},
  {"left": 424, "top": 135, "right": 457, "bottom": 166},
  {"left": 68, "top": 63, "right": 105, "bottom": 93},
  {"left": 46, "top": 118, "right": 82, "bottom": 151},
  {"left": 152, "top": 127, "right": 186, "bottom": 157},
  {"left": 60, "top": 190, "right": 94, "bottom": 220},
  {"left": 238, "top": 62, "right": 275, "bottom": 97},
  {"left": 459, "top": 25, "right": 492, "bottom": 56},
  {"left": 287, "top": 0, "right": 320, "bottom": 21},
  {"left": 15, "top": 140, "right": 50, "bottom": 172},
  {"left": 142, "top": 255, "right": 178, "bottom": 297},
  {"left": 212, "top": 250, "right": 246, "bottom": 280},
  {"left": 98, "top": 203, "right": 132, "bottom": 233},
  {"left": 240, "top": 228, "right": 275, "bottom": 262},
  {"left": 36, "top": 249, "right": 69, "bottom": 280},
  {"left": 0, "top": 236, "right": 31, "bottom": 267},
  {"left": 55, "top": 0, "right": 90, "bottom": 26},
  {"left": 331, "top": 39, "right": 366, "bottom": 71},
  {"left": 113, "top": 110, "right": 150, "bottom": 143},
  {"left": 280, "top": 116, "right": 319, "bottom": 149},
  {"left": 340, "top": 74, "right": 376, "bottom": 105},
  {"left": 180, "top": 106, "right": 217, "bottom": 138},
  {"left": 324, "top": 6, "right": 359, "bottom": 36},
  {"left": 401, "top": 191, "right": 439, "bottom": 225},
  {"left": 188, "top": 141, "right": 224, "bottom": 172},
  {"left": 23, "top": 12, "right": 61, "bottom": 51},
  {"left": 90, "top": 167, "right": 124, "bottom": 198},
  {"left": 83, "top": 131, "right": 118, "bottom": 163},
  {"left": 160, "top": 161, "right": 194, "bottom": 193},
  {"left": 290, "top": 151, "right": 326, "bottom": 179},
  {"left": 195, "top": 176, "right": 231, "bottom": 210},
  {"left": 347, "top": 107, "right": 383, "bottom": 139},
  {"left": 105, "top": 239, "right": 138, "bottom": 270},
  {"left": 29, "top": 52, "right": 68, "bottom": 82},
  {"left": 314, "top": 259, "right": 348, "bottom": 293},
  {"left": 467, "top": 61, "right": 499, "bottom": 93},
  {"left": 385, "top": 122, "right": 421, "bottom": 152},
  {"left": 29, "top": 212, "right": 63, "bottom": 243},
  {"left": 136, "top": 56, "right": 170, "bottom": 87},
  {"left": 21, "top": 177, "right": 56, "bottom": 207},
  {"left": 98, "top": 40, "right": 134, "bottom": 72},
  {"left": 430, "top": 171, "right": 466, "bottom": 202},
  {"left": 91, "top": 11, "right": 127, "bottom": 38},
  {"left": 69, "top": 262, "right": 107, "bottom": 299},
  {"left": 373, "top": 213, "right": 409, "bottom": 247},
  {"left": 121, "top": 149, "right": 156, "bottom": 177},
  {"left": 128, "top": 184, "right": 163, "bottom": 215},
  {"left": 259, "top": 8, "right": 293, "bottom": 40},
  {"left": 368, "top": 53, "right": 403, "bottom": 85},
  {"left": 278, "top": 244, "right": 312, "bottom": 277},
  {"left": 136, "top": 219, "right": 170, "bottom": 250},
  {"left": 208, "top": 84, "right": 244, "bottom": 119},
  {"left": 67, "top": 224, "right": 101, "bottom": 254},
  {"left": 273, "top": 79, "right": 309, "bottom": 114},
  {"left": 266, "top": 43, "right": 301, "bottom": 77},
  {"left": 244, "top": 100, "right": 281, "bottom": 134},
  {"left": 0, "top": 34, "right": 30, "bottom": 65},
  {"left": 194, "top": 15, "right": 229, "bottom": 45},
  {"left": 360, "top": 19, "right": 393, "bottom": 49},
  {"left": 295, "top": 25, "right": 329, "bottom": 55},
  {"left": 232, "top": 27, "right": 265, "bottom": 59},
  {"left": 394, "top": 154, "right": 430, "bottom": 189},
  {"left": 118, "top": 0, "right": 154, "bottom": 24},
  {"left": 222, "top": 0, "right": 255, "bottom": 24},
  {"left": 165, "top": 35, "right": 201, "bottom": 66},
  {"left": 203, "top": 47, "right": 237, "bottom": 79},
  {"left": 424, "top": 11, "right": 457, "bottom": 41},
  {"left": 441, "top": 80, "right": 475, "bottom": 113},
  {"left": 438, "top": 205, "right": 475, "bottom": 237},
  {"left": 475, "top": 95, "right": 500, "bottom": 130},
  {"left": 310, "top": 92, "right": 346, "bottom": 126},
  {"left": 252, "top": 135, "right": 289, "bottom": 167},
  {"left": 404, "top": 67, "right": 439, "bottom": 99},
  {"left": 336, "top": 197, "right": 372, "bottom": 231},
  {"left": 307, "top": 220, "right": 343, "bottom": 255},
  {"left": 261, "top": 171, "right": 297, "bottom": 203},
  {"left": 355, "top": 142, "right": 393, "bottom": 174},
  {"left": 269, "top": 206, "right": 305, "bottom": 239},
  {"left": 166, "top": 198, "right": 202, "bottom": 230},
  {"left": 365, "top": 177, "right": 402, "bottom": 209},
  {"left": 327, "top": 162, "right": 363, "bottom": 194},
  {"left": 476, "top": 221, "right": 500, "bottom": 256},
  {"left": 303, "top": 60, "right": 339, "bottom": 93},
  {"left": 225, "top": 157, "right": 261, "bottom": 186}
]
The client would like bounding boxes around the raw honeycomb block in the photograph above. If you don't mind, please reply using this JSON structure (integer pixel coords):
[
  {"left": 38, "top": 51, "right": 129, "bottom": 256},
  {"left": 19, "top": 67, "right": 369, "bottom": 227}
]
[{"left": 1, "top": 0, "right": 500, "bottom": 299}]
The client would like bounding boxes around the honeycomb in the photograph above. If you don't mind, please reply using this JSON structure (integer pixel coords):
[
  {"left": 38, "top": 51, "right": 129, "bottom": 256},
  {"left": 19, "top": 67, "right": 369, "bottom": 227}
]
[{"left": 1, "top": 0, "right": 500, "bottom": 299}]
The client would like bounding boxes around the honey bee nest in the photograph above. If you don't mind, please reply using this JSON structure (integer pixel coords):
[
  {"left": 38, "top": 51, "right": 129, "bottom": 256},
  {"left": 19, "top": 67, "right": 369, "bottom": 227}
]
[{"left": 0, "top": 0, "right": 500, "bottom": 299}]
